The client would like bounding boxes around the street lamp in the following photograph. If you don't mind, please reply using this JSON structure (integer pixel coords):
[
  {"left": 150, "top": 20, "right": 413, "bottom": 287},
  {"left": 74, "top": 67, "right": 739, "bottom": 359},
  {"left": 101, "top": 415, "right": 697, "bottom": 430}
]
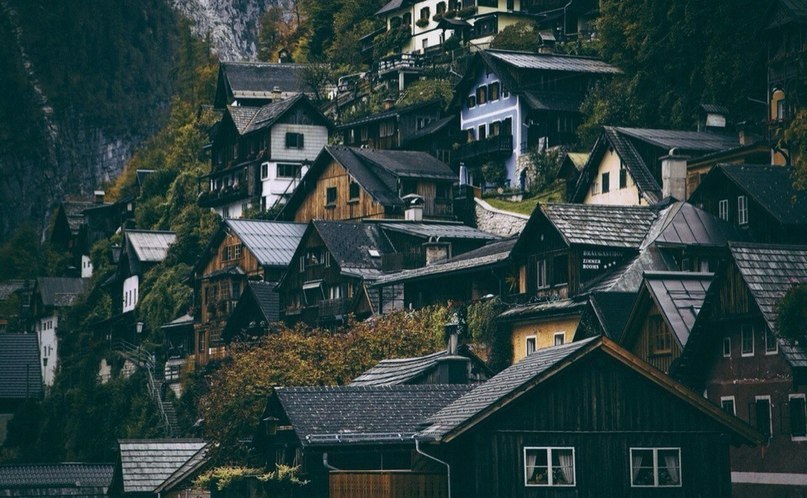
[{"left": 136, "top": 321, "right": 144, "bottom": 334}]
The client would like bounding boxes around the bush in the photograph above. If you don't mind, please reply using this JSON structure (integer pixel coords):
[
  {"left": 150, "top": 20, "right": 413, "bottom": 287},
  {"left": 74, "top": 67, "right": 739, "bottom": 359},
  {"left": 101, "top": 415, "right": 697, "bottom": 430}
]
[
  {"left": 415, "top": 18, "right": 430, "bottom": 28},
  {"left": 458, "top": 6, "right": 477, "bottom": 19},
  {"left": 482, "top": 159, "right": 508, "bottom": 188},
  {"left": 777, "top": 283, "right": 807, "bottom": 345}
]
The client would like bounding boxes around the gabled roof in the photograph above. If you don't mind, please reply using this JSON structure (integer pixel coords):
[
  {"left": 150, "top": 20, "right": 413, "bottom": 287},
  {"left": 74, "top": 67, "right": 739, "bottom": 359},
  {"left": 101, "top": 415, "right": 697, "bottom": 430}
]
[
  {"left": 350, "top": 345, "right": 490, "bottom": 386},
  {"left": 371, "top": 237, "right": 517, "bottom": 286},
  {"left": 216, "top": 62, "right": 312, "bottom": 105},
  {"left": 498, "top": 297, "right": 586, "bottom": 322},
  {"left": 246, "top": 281, "right": 280, "bottom": 323},
  {"left": 701, "top": 164, "right": 807, "bottom": 226},
  {"left": 223, "top": 94, "right": 331, "bottom": 136},
  {"left": 61, "top": 200, "right": 93, "bottom": 234},
  {"left": 650, "top": 201, "right": 737, "bottom": 247},
  {"left": 376, "top": 0, "right": 406, "bottom": 15},
  {"left": 417, "top": 337, "right": 762, "bottom": 445},
  {"left": 313, "top": 221, "right": 394, "bottom": 278},
  {"left": 0, "top": 463, "right": 114, "bottom": 490},
  {"left": 281, "top": 146, "right": 455, "bottom": 218},
  {"left": 624, "top": 272, "right": 712, "bottom": 347},
  {"left": 0, "top": 334, "right": 43, "bottom": 400},
  {"left": 616, "top": 127, "right": 740, "bottom": 152},
  {"left": 271, "top": 385, "right": 473, "bottom": 446},
  {"left": 125, "top": 230, "right": 176, "bottom": 263},
  {"left": 536, "top": 203, "right": 659, "bottom": 249},
  {"left": 0, "top": 280, "right": 27, "bottom": 301},
  {"left": 161, "top": 313, "right": 194, "bottom": 330},
  {"left": 586, "top": 291, "right": 638, "bottom": 339},
  {"left": 378, "top": 222, "right": 499, "bottom": 241},
  {"left": 36, "top": 277, "right": 88, "bottom": 308},
  {"left": 486, "top": 50, "right": 621, "bottom": 74},
  {"left": 222, "top": 219, "right": 307, "bottom": 268},
  {"left": 338, "top": 99, "right": 441, "bottom": 129},
  {"left": 117, "top": 439, "right": 207, "bottom": 493}
]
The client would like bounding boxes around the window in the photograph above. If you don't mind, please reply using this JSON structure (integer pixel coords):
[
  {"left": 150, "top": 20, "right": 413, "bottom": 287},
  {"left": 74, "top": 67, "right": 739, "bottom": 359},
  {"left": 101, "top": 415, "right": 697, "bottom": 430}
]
[
  {"left": 764, "top": 328, "right": 778, "bottom": 354},
  {"left": 476, "top": 86, "right": 487, "bottom": 105},
  {"left": 590, "top": 180, "right": 600, "bottom": 195},
  {"left": 554, "top": 333, "right": 565, "bottom": 346},
  {"left": 467, "top": 95, "right": 476, "bottom": 108},
  {"left": 380, "top": 120, "right": 395, "bottom": 138},
  {"left": 231, "top": 281, "right": 241, "bottom": 301},
  {"left": 721, "top": 396, "right": 736, "bottom": 415},
  {"left": 328, "top": 284, "right": 344, "bottom": 300},
  {"left": 324, "top": 252, "right": 331, "bottom": 268},
  {"left": 489, "top": 121, "right": 501, "bottom": 137},
  {"left": 277, "top": 163, "right": 301, "bottom": 178},
  {"left": 502, "top": 85, "right": 509, "bottom": 98},
  {"left": 261, "top": 163, "right": 269, "bottom": 179},
  {"left": 299, "top": 256, "right": 305, "bottom": 272},
  {"left": 488, "top": 82, "right": 500, "bottom": 101},
  {"left": 649, "top": 315, "right": 672, "bottom": 355},
  {"left": 285, "top": 132, "right": 304, "bottom": 149},
  {"left": 718, "top": 199, "right": 728, "bottom": 221},
  {"left": 630, "top": 448, "right": 681, "bottom": 487},
  {"left": 601, "top": 172, "right": 610, "bottom": 193},
  {"left": 526, "top": 336, "right": 536, "bottom": 356},
  {"left": 436, "top": 1, "right": 446, "bottom": 14},
  {"left": 741, "top": 324, "right": 754, "bottom": 357},
  {"left": 737, "top": 195, "right": 748, "bottom": 225},
  {"left": 502, "top": 117, "right": 512, "bottom": 135},
  {"left": 790, "top": 394, "right": 807, "bottom": 439},
  {"left": 619, "top": 167, "right": 627, "bottom": 189},
  {"left": 524, "top": 447, "right": 575, "bottom": 487},
  {"left": 552, "top": 254, "right": 568, "bottom": 285},
  {"left": 722, "top": 337, "right": 731, "bottom": 357},
  {"left": 478, "top": 124, "right": 486, "bottom": 140},
  {"left": 755, "top": 396, "right": 772, "bottom": 437},
  {"left": 420, "top": 7, "right": 430, "bottom": 20},
  {"left": 326, "top": 187, "right": 337, "bottom": 206},
  {"left": 349, "top": 181, "right": 360, "bottom": 200},
  {"left": 536, "top": 259, "right": 547, "bottom": 289}
]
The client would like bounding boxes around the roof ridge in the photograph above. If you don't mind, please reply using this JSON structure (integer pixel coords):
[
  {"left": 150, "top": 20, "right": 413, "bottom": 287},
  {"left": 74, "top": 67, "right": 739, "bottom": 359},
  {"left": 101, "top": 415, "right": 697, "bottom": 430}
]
[{"left": 729, "top": 240, "right": 807, "bottom": 251}]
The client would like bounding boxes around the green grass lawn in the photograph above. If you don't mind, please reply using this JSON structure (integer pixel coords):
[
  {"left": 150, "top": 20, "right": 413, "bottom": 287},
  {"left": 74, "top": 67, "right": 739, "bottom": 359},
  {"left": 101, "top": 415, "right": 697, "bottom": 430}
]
[{"left": 484, "top": 184, "right": 565, "bottom": 216}]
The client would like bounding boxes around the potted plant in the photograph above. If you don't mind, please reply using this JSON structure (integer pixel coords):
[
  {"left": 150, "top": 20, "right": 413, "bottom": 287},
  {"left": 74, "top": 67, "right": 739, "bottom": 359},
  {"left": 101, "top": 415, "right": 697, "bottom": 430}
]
[{"left": 415, "top": 18, "right": 430, "bottom": 28}]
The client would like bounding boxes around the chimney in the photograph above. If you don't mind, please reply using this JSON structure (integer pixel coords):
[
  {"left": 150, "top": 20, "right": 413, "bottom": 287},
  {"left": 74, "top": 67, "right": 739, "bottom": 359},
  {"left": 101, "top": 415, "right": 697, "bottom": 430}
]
[
  {"left": 437, "top": 318, "right": 471, "bottom": 383},
  {"left": 383, "top": 97, "right": 395, "bottom": 110},
  {"left": 94, "top": 190, "right": 105, "bottom": 204},
  {"left": 402, "top": 194, "right": 424, "bottom": 221},
  {"left": 271, "top": 85, "right": 282, "bottom": 102},
  {"left": 660, "top": 148, "right": 688, "bottom": 201},
  {"left": 425, "top": 241, "right": 450, "bottom": 265}
]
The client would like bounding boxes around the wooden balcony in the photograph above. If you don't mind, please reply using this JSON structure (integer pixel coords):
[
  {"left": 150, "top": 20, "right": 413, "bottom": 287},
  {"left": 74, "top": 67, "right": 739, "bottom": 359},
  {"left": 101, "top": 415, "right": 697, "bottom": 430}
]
[
  {"left": 454, "top": 134, "right": 513, "bottom": 163},
  {"left": 376, "top": 52, "right": 423, "bottom": 77},
  {"left": 318, "top": 297, "right": 351, "bottom": 319},
  {"left": 329, "top": 471, "right": 447, "bottom": 498},
  {"left": 197, "top": 183, "right": 249, "bottom": 208}
]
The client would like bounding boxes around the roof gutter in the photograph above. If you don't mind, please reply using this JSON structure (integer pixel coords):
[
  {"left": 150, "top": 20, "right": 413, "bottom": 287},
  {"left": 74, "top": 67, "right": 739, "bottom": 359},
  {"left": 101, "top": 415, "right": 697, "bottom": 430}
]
[{"left": 414, "top": 438, "right": 450, "bottom": 498}]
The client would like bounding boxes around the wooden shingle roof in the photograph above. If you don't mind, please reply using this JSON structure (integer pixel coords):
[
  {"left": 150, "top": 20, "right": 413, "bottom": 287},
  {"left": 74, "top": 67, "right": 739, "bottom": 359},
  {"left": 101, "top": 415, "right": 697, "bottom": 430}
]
[
  {"left": 36, "top": 277, "right": 89, "bottom": 308},
  {"left": 0, "top": 463, "right": 113, "bottom": 496},
  {"left": 117, "top": 439, "right": 207, "bottom": 494},
  {"left": 541, "top": 203, "right": 658, "bottom": 248},
  {"left": 713, "top": 164, "right": 807, "bottom": 226},
  {"left": 0, "top": 334, "right": 43, "bottom": 400}
]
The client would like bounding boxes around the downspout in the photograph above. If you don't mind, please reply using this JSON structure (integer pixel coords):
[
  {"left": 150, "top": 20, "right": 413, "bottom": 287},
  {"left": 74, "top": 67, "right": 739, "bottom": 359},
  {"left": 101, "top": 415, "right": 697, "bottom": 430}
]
[
  {"left": 323, "top": 452, "right": 341, "bottom": 471},
  {"left": 415, "top": 438, "right": 450, "bottom": 498}
]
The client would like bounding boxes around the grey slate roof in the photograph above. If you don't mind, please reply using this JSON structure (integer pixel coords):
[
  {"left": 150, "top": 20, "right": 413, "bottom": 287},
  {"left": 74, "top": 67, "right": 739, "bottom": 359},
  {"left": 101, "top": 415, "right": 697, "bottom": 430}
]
[
  {"left": 419, "top": 338, "right": 598, "bottom": 440},
  {"left": 36, "top": 277, "right": 89, "bottom": 308},
  {"left": 273, "top": 385, "right": 473, "bottom": 446},
  {"left": 498, "top": 297, "right": 586, "bottom": 321},
  {"left": 487, "top": 50, "right": 621, "bottom": 74},
  {"left": 161, "top": 313, "right": 194, "bottom": 330},
  {"left": 649, "top": 201, "right": 737, "bottom": 248},
  {"left": 125, "top": 230, "right": 176, "bottom": 263},
  {"left": 313, "top": 221, "right": 394, "bottom": 278},
  {"left": 0, "top": 463, "right": 113, "bottom": 495},
  {"left": 0, "top": 334, "right": 43, "bottom": 400},
  {"left": 541, "top": 203, "right": 659, "bottom": 248},
  {"left": 226, "top": 94, "right": 323, "bottom": 136},
  {"left": 225, "top": 219, "right": 307, "bottom": 267},
  {"left": 0, "top": 280, "right": 26, "bottom": 301},
  {"left": 376, "top": 0, "right": 406, "bottom": 15},
  {"left": 220, "top": 62, "right": 310, "bottom": 99},
  {"left": 62, "top": 200, "right": 93, "bottom": 234},
  {"left": 588, "top": 291, "right": 638, "bottom": 339},
  {"left": 716, "top": 164, "right": 807, "bottom": 226},
  {"left": 601, "top": 127, "right": 662, "bottom": 202},
  {"left": 247, "top": 281, "right": 280, "bottom": 323},
  {"left": 350, "top": 147, "right": 455, "bottom": 181},
  {"left": 615, "top": 127, "right": 740, "bottom": 152},
  {"left": 522, "top": 91, "right": 584, "bottom": 112},
  {"left": 118, "top": 439, "right": 207, "bottom": 493},
  {"left": 338, "top": 99, "right": 440, "bottom": 128},
  {"left": 641, "top": 272, "right": 712, "bottom": 347},
  {"left": 378, "top": 222, "right": 499, "bottom": 241},
  {"left": 350, "top": 351, "right": 452, "bottom": 386}
]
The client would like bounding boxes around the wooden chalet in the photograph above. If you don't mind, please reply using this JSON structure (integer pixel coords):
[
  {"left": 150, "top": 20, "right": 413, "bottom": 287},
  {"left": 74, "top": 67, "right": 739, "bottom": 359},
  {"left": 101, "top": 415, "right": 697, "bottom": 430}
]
[
  {"left": 201, "top": 94, "right": 332, "bottom": 218},
  {"left": 671, "top": 242, "right": 807, "bottom": 497},
  {"left": 688, "top": 163, "right": 807, "bottom": 244},
  {"left": 0, "top": 463, "right": 114, "bottom": 498},
  {"left": 571, "top": 126, "right": 741, "bottom": 205},
  {"left": 0, "top": 334, "right": 43, "bottom": 445},
  {"left": 339, "top": 99, "right": 443, "bottom": 151},
  {"left": 220, "top": 281, "right": 281, "bottom": 343},
  {"left": 192, "top": 219, "right": 306, "bottom": 365},
  {"left": 110, "top": 439, "right": 209, "bottom": 498},
  {"left": 619, "top": 271, "right": 712, "bottom": 374},
  {"left": 214, "top": 61, "right": 315, "bottom": 109},
  {"left": 279, "top": 145, "right": 457, "bottom": 222}
]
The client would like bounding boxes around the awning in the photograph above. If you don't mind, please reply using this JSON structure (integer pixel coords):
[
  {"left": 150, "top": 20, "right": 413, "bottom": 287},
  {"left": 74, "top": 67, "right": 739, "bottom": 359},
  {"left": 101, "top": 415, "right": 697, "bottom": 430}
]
[{"left": 303, "top": 280, "right": 324, "bottom": 290}]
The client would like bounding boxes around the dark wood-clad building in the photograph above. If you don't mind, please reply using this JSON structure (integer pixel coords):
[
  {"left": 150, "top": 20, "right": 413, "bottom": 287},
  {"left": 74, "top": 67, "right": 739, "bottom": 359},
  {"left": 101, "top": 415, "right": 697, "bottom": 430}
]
[{"left": 339, "top": 99, "right": 443, "bottom": 151}]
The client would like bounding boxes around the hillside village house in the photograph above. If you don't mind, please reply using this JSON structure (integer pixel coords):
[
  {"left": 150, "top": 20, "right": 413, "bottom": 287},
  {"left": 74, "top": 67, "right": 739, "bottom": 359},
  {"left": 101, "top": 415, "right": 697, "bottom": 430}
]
[
  {"left": 200, "top": 95, "right": 332, "bottom": 218},
  {"left": 671, "top": 243, "right": 807, "bottom": 498},
  {"left": 453, "top": 50, "right": 619, "bottom": 188},
  {"left": 338, "top": 99, "right": 443, "bottom": 152},
  {"left": 279, "top": 145, "right": 457, "bottom": 222},
  {"left": 110, "top": 439, "right": 209, "bottom": 498},
  {"left": 214, "top": 61, "right": 317, "bottom": 108},
  {"left": 191, "top": 219, "right": 305, "bottom": 365},
  {"left": 0, "top": 463, "right": 114, "bottom": 498}
]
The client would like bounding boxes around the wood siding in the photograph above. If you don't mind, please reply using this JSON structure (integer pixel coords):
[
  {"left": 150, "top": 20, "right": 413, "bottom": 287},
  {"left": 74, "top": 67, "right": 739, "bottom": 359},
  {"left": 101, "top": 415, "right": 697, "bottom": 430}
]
[
  {"left": 293, "top": 160, "right": 388, "bottom": 222},
  {"left": 329, "top": 472, "right": 446, "bottom": 498}
]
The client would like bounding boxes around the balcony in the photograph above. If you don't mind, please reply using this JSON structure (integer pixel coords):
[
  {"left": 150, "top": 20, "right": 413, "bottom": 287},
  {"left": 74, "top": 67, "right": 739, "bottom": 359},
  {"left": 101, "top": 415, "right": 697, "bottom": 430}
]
[
  {"left": 329, "top": 471, "right": 447, "bottom": 498},
  {"left": 318, "top": 297, "right": 351, "bottom": 319},
  {"left": 197, "top": 183, "right": 249, "bottom": 208},
  {"left": 454, "top": 134, "right": 513, "bottom": 163},
  {"left": 376, "top": 52, "right": 423, "bottom": 77}
]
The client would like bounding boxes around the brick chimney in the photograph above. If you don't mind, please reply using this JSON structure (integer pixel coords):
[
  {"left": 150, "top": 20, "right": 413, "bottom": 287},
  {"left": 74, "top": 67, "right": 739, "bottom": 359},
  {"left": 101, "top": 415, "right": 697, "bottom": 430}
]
[{"left": 660, "top": 148, "right": 688, "bottom": 201}]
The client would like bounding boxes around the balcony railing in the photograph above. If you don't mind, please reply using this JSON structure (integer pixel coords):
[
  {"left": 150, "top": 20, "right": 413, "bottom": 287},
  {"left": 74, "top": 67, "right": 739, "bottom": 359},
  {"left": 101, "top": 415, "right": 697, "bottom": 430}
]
[
  {"left": 376, "top": 52, "right": 424, "bottom": 76},
  {"left": 318, "top": 297, "right": 351, "bottom": 319},
  {"left": 329, "top": 471, "right": 447, "bottom": 498},
  {"left": 197, "top": 183, "right": 249, "bottom": 208},
  {"left": 454, "top": 134, "right": 513, "bottom": 163}
]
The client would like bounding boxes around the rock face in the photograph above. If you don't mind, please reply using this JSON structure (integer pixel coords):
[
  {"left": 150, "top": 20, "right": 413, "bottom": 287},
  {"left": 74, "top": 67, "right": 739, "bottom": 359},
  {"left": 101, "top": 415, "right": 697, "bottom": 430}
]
[{"left": 169, "top": 0, "right": 291, "bottom": 61}]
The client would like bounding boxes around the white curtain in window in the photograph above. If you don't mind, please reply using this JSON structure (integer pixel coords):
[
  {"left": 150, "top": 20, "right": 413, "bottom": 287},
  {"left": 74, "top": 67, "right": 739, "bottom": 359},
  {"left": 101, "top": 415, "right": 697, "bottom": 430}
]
[
  {"left": 663, "top": 454, "right": 679, "bottom": 484},
  {"left": 525, "top": 450, "right": 537, "bottom": 481},
  {"left": 558, "top": 451, "right": 574, "bottom": 484},
  {"left": 631, "top": 452, "right": 643, "bottom": 482}
]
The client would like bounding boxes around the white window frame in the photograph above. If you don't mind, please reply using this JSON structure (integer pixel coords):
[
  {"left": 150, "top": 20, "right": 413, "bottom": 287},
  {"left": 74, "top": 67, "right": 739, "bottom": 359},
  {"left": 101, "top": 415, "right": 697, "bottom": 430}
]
[
  {"left": 526, "top": 336, "right": 537, "bottom": 356},
  {"left": 630, "top": 447, "right": 682, "bottom": 488},
  {"left": 720, "top": 396, "right": 736, "bottom": 416},
  {"left": 755, "top": 395, "right": 773, "bottom": 437},
  {"left": 722, "top": 337, "right": 731, "bottom": 358},
  {"left": 718, "top": 199, "right": 728, "bottom": 221},
  {"left": 537, "top": 259, "right": 548, "bottom": 289},
  {"left": 741, "top": 324, "right": 754, "bottom": 357},
  {"left": 737, "top": 195, "right": 748, "bottom": 225},
  {"left": 553, "top": 332, "right": 565, "bottom": 346},
  {"left": 764, "top": 327, "right": 779, "bottom": 355},
  {"left": 523, "top": 446, "right": 576, "bottom": 487},
  {"left": 789, "top": 394, "right": 807, "bottom": 441}
]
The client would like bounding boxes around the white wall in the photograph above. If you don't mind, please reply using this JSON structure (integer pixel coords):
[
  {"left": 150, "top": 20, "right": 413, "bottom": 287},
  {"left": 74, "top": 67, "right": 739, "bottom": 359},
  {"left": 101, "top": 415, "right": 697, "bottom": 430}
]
[
  {"left": 215, "top": 201, "right": 247, "bottom": 220},
  {"left": 81, "top": 255, "right": 93, "bottom": 278},
  {"left": 270, "top": 124, "right": 328, "bottom": 163},
  {"left": 261, "top": 163, "right": 310, "bottom": 211},
  {"left": 37, "top": 315, "right": 58, "bottom": 387},
  {"left": 582, "top": 148, "right": 645, "bottom": 205},
  {"left": 123, "top": 275, "right": 139, "bottom": 313}
]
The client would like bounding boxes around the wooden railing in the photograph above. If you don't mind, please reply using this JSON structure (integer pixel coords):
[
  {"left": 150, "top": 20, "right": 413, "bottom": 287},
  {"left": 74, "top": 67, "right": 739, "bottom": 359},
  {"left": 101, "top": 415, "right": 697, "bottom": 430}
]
[{"left": 329, "top": 471, "right": 447, "bottom": 498}]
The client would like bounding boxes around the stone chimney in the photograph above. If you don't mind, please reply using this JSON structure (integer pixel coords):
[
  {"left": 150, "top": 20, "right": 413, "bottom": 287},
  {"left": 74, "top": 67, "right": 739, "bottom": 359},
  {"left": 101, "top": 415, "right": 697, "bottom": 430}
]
[
  {"left": 424, "top": 241, "right": 451, "bottom": 265},
  {"left": 660, "top": 148, "right": 688, "bottom": 201},
  {"left": 402, "top": 194, "right": 424, "bottom": 221},
  {"left": 94, "top": 190, "right": 105, "bottom": 204},
  {"left": 271, "top": 85, "right": 282, "bottom": 102}
]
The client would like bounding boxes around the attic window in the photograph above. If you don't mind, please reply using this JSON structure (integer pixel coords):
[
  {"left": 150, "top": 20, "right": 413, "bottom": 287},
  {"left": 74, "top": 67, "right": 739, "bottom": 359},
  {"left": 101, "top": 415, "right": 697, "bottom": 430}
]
[
  {"left": 285, "top": 132, "right": 304, "bottom": 149},
  {"left": 349, "top": 181, "right": 361, "bottom": 200},
  {"left": 326, "top": 187, "right": 337, "bottom": 206},
  {"left": 368, "top": 249, "right": 381, "bottom": 258}
]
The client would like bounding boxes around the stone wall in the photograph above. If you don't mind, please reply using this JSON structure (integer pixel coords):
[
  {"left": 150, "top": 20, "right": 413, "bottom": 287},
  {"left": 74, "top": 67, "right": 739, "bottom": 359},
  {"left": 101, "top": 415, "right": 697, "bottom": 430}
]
[{"left": 474, "top": 198, "right": 529, "bottom": 237}]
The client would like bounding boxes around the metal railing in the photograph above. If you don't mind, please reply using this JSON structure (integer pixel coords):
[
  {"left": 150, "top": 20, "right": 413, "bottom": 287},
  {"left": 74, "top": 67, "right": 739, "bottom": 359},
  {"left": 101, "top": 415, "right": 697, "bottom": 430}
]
[{"left": 113, "top": 339, "right": 173, "bottom": 437}]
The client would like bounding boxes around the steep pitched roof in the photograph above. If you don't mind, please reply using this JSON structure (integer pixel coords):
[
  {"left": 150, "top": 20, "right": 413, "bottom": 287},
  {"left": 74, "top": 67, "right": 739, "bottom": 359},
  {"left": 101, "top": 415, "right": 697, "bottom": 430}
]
[
  {"left": 0, "top": 463, "right": 113, "bottom": 492},
  {"left": 616, "top": 127, "right": 740, "bottom": 152},
  {"left": 486, "top": 50, "right": 621, "bottom": 74},
  {"left": 587, "top": 291, "right": 639, "bottom": 339},
  {"left": 649, "top": 201, "right": 737, "bottom": 247},
  {"left": 313, "top": 221, "right": 394, "bottom": 279},
  {"left": 217, "top": 62, "right": 311, "bottom": 102},
  {"left": 712, "top": 164, "right": 807, "bottom": 226},
  {"left": 376, "top": 0, "right": 406, "bottom": 15},
  {"left": 272, "top": 385, "right": 473, "bottom": 446},
  {"left": 378, "top": 222, "right": 499, "bottom": 241},
  {"left": 632, "top": 272, "right": 712, "bottom": 346},
  {"left": 36, "top": 277, "right": 88, "bottom": 308},
  {"left": 61, "top": 200, "right": 93, "bottom": 234},
  {"left": 417, "top": 337, "right": 761, "bottom": 445},
  {"left": 0, "top": 334, "right": 43, "bottom": 400},
  {"left": 125, "top": 230, "right": 176, "bottom": 263},
  {"left": 117, "top": 439, "right": 207, "bottom": 493},
  {"left": 540, "top": 203, "right": 659, "bottom": 248},
  {"left": 224, "top": 219, "right": 307, "bottom": 268},
  {"left": 224, "top": 94, "right": 330, "bottom": 136},
  {"left": 246, "top": 281, "right": 280, "bottom": 323},
  {"left": 0, "top": 280, "right": 27, "bottom": 301},
  {"left": 350, "top": 345, "right": 490, "bottom": 386}
]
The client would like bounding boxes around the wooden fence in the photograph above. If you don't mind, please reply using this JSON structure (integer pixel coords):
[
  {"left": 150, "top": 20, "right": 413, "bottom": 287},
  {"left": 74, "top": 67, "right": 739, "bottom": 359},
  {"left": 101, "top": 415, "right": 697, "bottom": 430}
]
[{"left": 329, "top": 471, "right": 447, "bottom": 498}]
